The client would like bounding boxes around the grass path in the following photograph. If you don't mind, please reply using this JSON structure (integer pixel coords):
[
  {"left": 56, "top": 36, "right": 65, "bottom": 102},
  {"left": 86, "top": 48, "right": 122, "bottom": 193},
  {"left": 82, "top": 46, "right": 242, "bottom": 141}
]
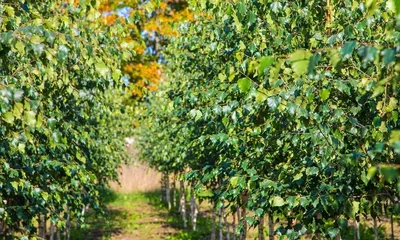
[{"left": 71, "top": 191, "right": 187, "bottom": 240}]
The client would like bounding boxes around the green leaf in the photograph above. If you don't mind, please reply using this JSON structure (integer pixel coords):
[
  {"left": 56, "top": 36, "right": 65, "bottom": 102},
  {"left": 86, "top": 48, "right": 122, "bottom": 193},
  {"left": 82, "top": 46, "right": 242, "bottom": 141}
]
[
  {"left": 3, "top": 112, "right": 14, "bottom": 124},
  {"left": 328, "top": 228, "right": 340, "bottom": 238},
  {"left": 259, "top": 56, "right": 274, "bottom": 74},
  {"left": 47, "top": 118, "right": 57, "bottom": 130},
  {"left": 330, "top": 50, "right": 340, "bottom": 67},
  {"left": 11, "top": 181, "right": 18, "bottom": 190},
  {"left": 341, "top": 41, "right": 357, "bottom": 59},
  {"left": 382, "top": 48, "right": 395, "bottom": 65},
  {"left": 308, "top": 53, "right": 321, "bottom": 75},
  {"left": 351, "top": 201, "right": 360, "bottom": 218},
  {"left": 95, "top": 62, "right": 110, "bottom": 77},
  {"left": 271, "top": 196, "right": 286, "bottom": 207},
  {"left": 306, "top": 167, "right": 319, "bottom": 175},
  {"left": 320, "top": 89, "right": 330, "bottom": 101},
  {"left": 293, "top": 172, "right": 303, "bottom": 181},
  {"left": 13, "top": 102, "right": 24, "bottom": 119},
  {"left": 392, "top": 0, "right": 400, "bottom": 14},
  {"left": 4, "top": 6, "right": 15, "bottom": 16},
  {"left": 15, "top": 41, "right": 25, "bottom": 54},
  {"left": 381, "top": 166, "right": 399, "bottom": 182},
  {"left": 366, "top": 0, "right": 378, "bottom": 14},
  {"left": 197, "top": 189, "right": 213, "bottom": 198},
  {"left": 290, "top": 50, "right": 312, "bottom": 76},
  {"left": 256, "top": 88, "right": 268, "bottom": 103},
  {"left": 237, "top": 78, "right": 251, "bottom": 93},
  {"left": 267, "top": 96, "right": 280, "bottom": 110},
  {"left": 24, "top": 111, "right": 36, "bottom": 127},
  {"left": 230, "top": 176, "right": 239, "bottom": 187},
  {"left": 255, "top": 208, "right": 264, "bottom": 217}
]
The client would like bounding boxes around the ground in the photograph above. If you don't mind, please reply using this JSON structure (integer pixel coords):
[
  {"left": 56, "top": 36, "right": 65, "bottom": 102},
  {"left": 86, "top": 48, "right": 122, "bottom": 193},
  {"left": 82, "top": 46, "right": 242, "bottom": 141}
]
[{"left": 71, "top": 191, "right": 213, "bottom": 240}]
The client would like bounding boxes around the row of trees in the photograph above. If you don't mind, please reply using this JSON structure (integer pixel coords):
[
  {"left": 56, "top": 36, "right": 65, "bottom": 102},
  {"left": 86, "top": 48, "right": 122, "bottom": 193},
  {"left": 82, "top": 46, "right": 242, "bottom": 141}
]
[
  {"left": 138, "top": 0, "right": 400, "bottom": 239},
  {"left": 0, "top": 0, "right": 133, "bottom": 238}
]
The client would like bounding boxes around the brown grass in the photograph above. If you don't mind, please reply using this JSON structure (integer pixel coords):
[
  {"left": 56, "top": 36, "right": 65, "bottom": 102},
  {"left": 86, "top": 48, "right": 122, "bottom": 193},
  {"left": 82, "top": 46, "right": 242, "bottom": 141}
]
[{"left": 109, "top": 144, "right": 162, "bottom": 193}]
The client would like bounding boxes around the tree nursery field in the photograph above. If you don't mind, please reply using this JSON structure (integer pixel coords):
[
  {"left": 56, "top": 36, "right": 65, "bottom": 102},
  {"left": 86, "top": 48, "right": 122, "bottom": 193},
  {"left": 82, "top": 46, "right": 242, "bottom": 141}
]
[{"left": 0, "top": 0, "right": 399, "bottom": 239}]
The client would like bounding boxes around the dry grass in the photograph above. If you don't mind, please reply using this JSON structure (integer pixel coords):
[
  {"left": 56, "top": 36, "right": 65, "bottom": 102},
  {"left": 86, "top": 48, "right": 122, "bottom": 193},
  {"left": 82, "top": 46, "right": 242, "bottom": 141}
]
[
  {"left": 109, "top": 143, "right": 162, "bottom": 193},
  {"left": 109, "top": 163, "right": 162, "bottom": 193}
]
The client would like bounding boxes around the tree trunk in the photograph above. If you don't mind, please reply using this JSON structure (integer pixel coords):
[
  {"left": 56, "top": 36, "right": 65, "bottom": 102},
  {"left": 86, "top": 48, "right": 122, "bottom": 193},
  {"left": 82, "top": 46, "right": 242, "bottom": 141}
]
[
  {"left": 240, "top": 192, "right": 248, "bottom": 240},
  {"left": 233, "top": 211, "right": 237, "bottom": 240},
  {"left": 354, "top": 218, "right": 360, "bottom": 240},
  {"left": 172, "top": 177, "right": 176, "bottom": 208},
  {"left": 219, "top": 206, "right": 223, "bottom": 240},
  {"left": 166, "top": 173, "right": 171, "bottom": 210},
  {"left": 161, "top": 174, "right": 166, "bottom": 202},
  {"left": 56, "top": 227, "right": 61, "bottom": 240},
  {"left": 316, "top": 212, "right": 322, "bottom": 240},
  {"left": 223, "top": 207, "right": 230, "bottom": 240},
  {"left": 64, "top": 211, "right": 71, "bottom": 240},
  {"left": 190, "top": 187, "right": 198, "bottom": 231},
  {"left": 268, "top": 212, "right": 274, "bottom": 240},
  {"left": 373, "top": 217, "right": 378, "bottom": 240},
  {"left": 0, "top": 220, "right": 5, "bottom": 236},
  {"left": 39, "top": 214, "right": 47, "bottom": 239},
  {"left": 180, "top": 180, "right": 187, "bottom": 228},
  {"left": 391, "top": 213, "right": 394, "bottom": 240},
  {"left": 258, "top": 216, "right": 265, "bottom": 240},
  {"left": 211, "top": 206, "right": 216, "bottom": 240},
  {"left": 49, "top": 221, "right": 55, "bottom": 240}
]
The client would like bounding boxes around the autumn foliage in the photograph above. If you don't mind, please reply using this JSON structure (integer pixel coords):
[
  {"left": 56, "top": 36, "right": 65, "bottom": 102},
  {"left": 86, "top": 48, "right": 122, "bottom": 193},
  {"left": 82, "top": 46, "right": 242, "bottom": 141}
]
[{"left": 99, "top": 0, "right": 192, "bottom": 98}]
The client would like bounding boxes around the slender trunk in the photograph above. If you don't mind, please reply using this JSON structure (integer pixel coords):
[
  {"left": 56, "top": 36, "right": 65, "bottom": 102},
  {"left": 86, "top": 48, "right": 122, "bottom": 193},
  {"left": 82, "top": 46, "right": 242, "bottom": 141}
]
[
  {"left": 194, "top": 197, "right": 198, "bottom": 231},
  {"left": 57, "top": 227, "right": 61, "bottom": 240},
  {"left": 316, "top": 212, "right": 322, "bottom": 240},
  {"left": 172, "top": 177, "right": 176, "bottom": 208},
  {"left": 211, "top": 206, "right": 216, "bottom": 240},
  {"left": 373, "top": 217, "right": 378, "bottom": 240},
  {"left": 240, "top": 192, "right": 248, "bottom": 240},
  {"left": 64, "top": 211, "right": 71, "bottom": 240},
  {"left": 160, "top": 175, "right": 164, "bottom": 202},
  {"left": 268, "top": 212, "right": 274, "bottom": 240},
  {"left": 180, "top": 180, "right": 187, "bottom": 228},
  {"left": 223, "top": 207, "right": 230, "bottom": 240},
  {"left": 237, "top": 206, "right": 241, "bottom": 240},
  {"left": 39, "top": 214, "right": 46, "bottom": 239},
  {"left": 166, "top": 173, "right": 171, "bottom": 210},
  {"left": 233, "top": 211, "right": 237, "bottom": 240},
  {"left": 354, "top": 218, "right": 360, "bottom": 240},
  {"left": 258, "top": 216, "right": 265, "bottom": 240},
  {"left": 49, "top": 221, "right": 55, "bottom": 240},
  {"left": 178, "top": 177, "right": 182, "bottom": 213},
  {"left": 391, "top": 213, "right": 394, "bottom": 240},
  {"left": 0, "top": 220, "right": 5, "bottom": 236},
  {"left": 190, "top": 187, "right": 197, "bottom": 231},
  {"left": 219, "top": 206, "right": 223, "bottom": 240}
]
